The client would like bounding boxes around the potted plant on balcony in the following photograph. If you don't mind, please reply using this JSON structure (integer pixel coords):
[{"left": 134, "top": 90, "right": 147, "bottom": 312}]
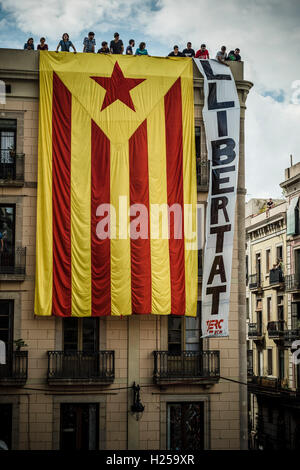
[{"left": 14, "top": 339, "right": 27, "bottom": 351}]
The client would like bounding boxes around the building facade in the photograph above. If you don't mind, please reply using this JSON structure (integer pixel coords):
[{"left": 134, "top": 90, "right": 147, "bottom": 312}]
[
  {"left": 247, "top": 166, "right": 300, "bottom": 449},
  {"left": 0, "top": 49, "right": 252, "bottom": 450}
]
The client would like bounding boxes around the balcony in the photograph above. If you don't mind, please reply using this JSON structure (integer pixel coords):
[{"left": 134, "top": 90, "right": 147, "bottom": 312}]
[
  {"left": 269, "top": 268, "right": 284, "bottom": 288},
  {"left": 0, "top": 247, "right": 26, "bottom": 280},
  {"left": 153, "top": 350, "right": 220, "bottom": 385},
  {"left": 267, "top": 320, "right": 286, "bottom": 340},
  {"left": 248, "top": 375, "right": 280, "bottom": 392},
  {"left": 283, "top": 329, "right": 300, "bottom": 348},
  {"left": 248, "top": 323, "right": 264, "bottom": 341},
  {"left": 0, "top": 151, "right": 25, "bottom": 186},
  {"left": 0, "top": 351, "right": 28, "bottom": 386},
  {"left": 196, "top": 159, "right": 209, "bottom": 191},
  {"left": 285, "top": 274, "right": 300, "bottom": 292},
  {"left": 47, "top": 350, "right": 115, "bottom": 385},
  {"left": 249, "top": 274, "right": 261, "bottom": 291}
]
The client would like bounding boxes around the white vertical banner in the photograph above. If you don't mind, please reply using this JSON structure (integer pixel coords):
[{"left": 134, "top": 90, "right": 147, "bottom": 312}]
[{"left": 193, "top": 59, "right": 240, "bottom": 338}]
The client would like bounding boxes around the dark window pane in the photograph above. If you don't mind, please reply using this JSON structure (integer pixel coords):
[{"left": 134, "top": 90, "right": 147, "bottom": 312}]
[
  {"left": 82, "top": 318, "right": 99, "bottom": 352},
  {"left": 63, "top": 318, "right": 78, "bottom": 351},
  {"left": 168, "top": 316, "right": 182, "bottom": 352}
]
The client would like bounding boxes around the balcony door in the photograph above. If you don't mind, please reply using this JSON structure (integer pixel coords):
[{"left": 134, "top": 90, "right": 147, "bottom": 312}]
[
  {"left": 167, "top": 402, "right": 204, "bottom": 450},
  {"left": 63, "top": 318, "right": 99, "bottom": 352},
  {"left": 60, "top": 403, "right": 98, "bottom": 450},
  {"left": 278, "top": 348, "right": 285, "bottom": 381},
  {"left": 62, "top": 318, "right": 99, "bottom": 379},
  {"left": 295, "top": 250, "right": 300, "bottom": 279},
  {"left": 256, "top": 253, "right": 261, "bottom": 284},
  {"left": 168, "top": 302, "right": 202, "bottom": 353},
  {"left": 0, "top": 205, "right": 15, "bottom": 272},
  {"left": 0, "top": 119, "right": 16, "bottom": 179},
  {"left": 291, "top": 302, "right": 300, "bottom": 330},
  {"left": 167, "top": 304, "right": 202, "bottom": 377},
  {"left": 0, "top": 300, "right": 14, "bottom": 376}
]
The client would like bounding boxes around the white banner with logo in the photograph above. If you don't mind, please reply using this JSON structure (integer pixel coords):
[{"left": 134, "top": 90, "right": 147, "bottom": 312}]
[{"left": 193, "top": 59, "right": 240, "bottom": 338}]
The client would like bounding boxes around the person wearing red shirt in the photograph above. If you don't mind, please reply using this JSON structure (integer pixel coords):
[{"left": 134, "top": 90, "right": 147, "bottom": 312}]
[{"left": 195, "top": 44, "right": 209, "bottom": 59}]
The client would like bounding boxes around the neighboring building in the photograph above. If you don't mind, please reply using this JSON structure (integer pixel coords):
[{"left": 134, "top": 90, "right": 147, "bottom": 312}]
[
  {"left": 0, "top": 49, "right": 252, "bottom": 450},
  {"left": 247, "top": 164, "right": 300, "bottom": 449}
]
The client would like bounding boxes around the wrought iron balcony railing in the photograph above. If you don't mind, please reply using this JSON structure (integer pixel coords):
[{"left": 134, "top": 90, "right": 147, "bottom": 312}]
[
  {"left": 153, "top": 350, "right": 220, "bottom": 383},
  {"left": 248, "top": 375, "right": 280, "bottom": 391},
  {"left": 0, "top": 350, "right": 28, "bottom": 385},
  {"left": 196, "top": 159, "right": 209, "bottom": 189},
  {"left": 249, "top": 274, "right": 261, "bottom": 290},
  {"left": 283, "top": 329, "right": 300, "bottom": 348},
  {"left": 248, "top": 322, "right": 263, "bottom": 339},
  {"left": 0, "top": 150, "right": 24, "bottom": 184},
  {"left": 47, "top": 350, "right": 115, "bottom": 384},
  {"left": 269, "top": 268, "right": 284, "bottom": 285},
  {"left": 0, "top": 247, "right": 26, "bottom": 276},
  {"left": 285, "top": 274, "right": 300, "bottom": 292},
  {"left": 267, "top": 320, "right": 286, "bottom": 339}
]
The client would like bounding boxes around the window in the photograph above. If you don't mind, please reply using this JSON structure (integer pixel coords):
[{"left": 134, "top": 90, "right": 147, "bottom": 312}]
[
  {"left": 257, "top": 350, "right": 263, "bottom": 376},
  {"left": 0, "top": 119, "right": 16, "bottom": 165},
  {"left": 276, "top": 245, "right": 283, "bottom": 261},
  {"left": 255, "top": 253, "right": 261, "bottom": 283},
  {"left": 291, "top": 303, "right": 300, "bottom": 330},
  {"left": 168, "top": 303, "right": 201, "bottom": 352},
  {"left": 0, "top": 300, "right": 14, "bottom": 368},
  {"left": 267, "top": 297, "right": 272, "bottom": 323},
  {"left": 247, "top": 349, "right": 253, "bottom": 375},
  {"left": 167, "top": 402, "right": 204, "bottom": 450},
  {"left": 0, "top": 205, "right": 15, "bottom": 269},
  {"left": 278, "top": 348, "right": 285, "bottom": 380},
  {"left": 266, "top": 249, "right": 270, "bottom": 273},
  {"left": 195, "top": 126, "right": 201, "bottom": 157},
  {"left": 267, "top": 349, "right": 273, "bottom": 375},
  {"left": 60, "top": 403, "right": 99, "bottom": 450},
  {"left": 277, "top": 296, "right": 284, "bottom": 321},
  {"left": 168, "top": 316, "right": 182, "bottom": 353},
  {"left": 287, "top": 197, "right": 299, "bottom": 236},
  {"left": 63, "top": 318, "right": 99, "bottom": 352},
  {"left": 0, "top": 404, "right": 12, "bottom": 449}
]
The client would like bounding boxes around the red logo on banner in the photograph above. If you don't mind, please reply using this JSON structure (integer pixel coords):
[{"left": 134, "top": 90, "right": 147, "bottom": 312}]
[{"left": 206, "top": 319, "right": 224, "bottom": 335}]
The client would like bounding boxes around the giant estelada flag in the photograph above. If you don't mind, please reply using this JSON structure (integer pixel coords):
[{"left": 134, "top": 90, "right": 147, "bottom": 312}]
[{"left": 35, "top": 52, "right": 197, "bottom": 317}]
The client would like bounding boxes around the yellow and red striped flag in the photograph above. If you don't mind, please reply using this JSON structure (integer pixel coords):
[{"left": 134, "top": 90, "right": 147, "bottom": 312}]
[{"left": 35, "top": 51, "right": 197, "bottom": 317}]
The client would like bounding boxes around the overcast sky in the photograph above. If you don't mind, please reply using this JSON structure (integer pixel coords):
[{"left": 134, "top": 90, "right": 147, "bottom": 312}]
[{"left": 0, "top": 0, "right": 299, "bottom": 200}]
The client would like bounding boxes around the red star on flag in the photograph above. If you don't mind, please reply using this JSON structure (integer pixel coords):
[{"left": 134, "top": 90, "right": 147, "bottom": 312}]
[{"left": 91, "top": 62, "right": 146, "bottom": 112}]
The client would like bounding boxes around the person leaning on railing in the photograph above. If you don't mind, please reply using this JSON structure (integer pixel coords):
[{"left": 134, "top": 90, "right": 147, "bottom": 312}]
[
  {"left": 56, "top": 33, "right": 77, "bottom": 53},
  {"left": 24, "top": 38, "right": 34, "bottom": 50}
]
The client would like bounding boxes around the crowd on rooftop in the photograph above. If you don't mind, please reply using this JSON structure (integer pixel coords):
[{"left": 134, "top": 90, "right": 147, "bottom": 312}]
[{"left": 23, "top": 32, "right": 242, "bottom": 63}]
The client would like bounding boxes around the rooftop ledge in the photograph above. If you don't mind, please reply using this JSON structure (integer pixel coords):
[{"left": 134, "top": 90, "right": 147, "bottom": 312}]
[{"left": 0, "top": 48, "right": 245, "bottom": 82}]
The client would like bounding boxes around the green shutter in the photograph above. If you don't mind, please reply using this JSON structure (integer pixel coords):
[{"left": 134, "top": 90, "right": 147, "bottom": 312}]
[{"left": 287, "top": 197, "right": 299, "bottom": 236}]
